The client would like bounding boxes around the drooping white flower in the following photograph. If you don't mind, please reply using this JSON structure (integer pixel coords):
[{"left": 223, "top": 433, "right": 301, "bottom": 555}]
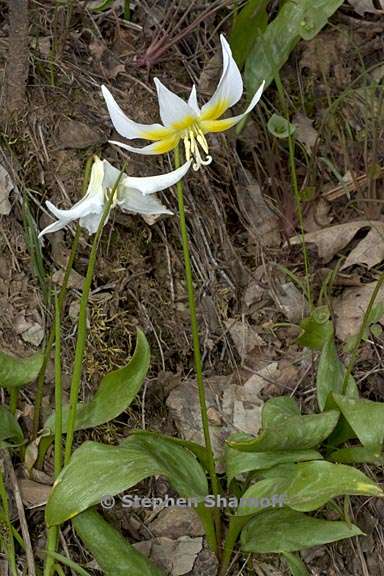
[
  {"left": 101, "top": 35, "right": 265, "bottom": 171},
  {"left": 38, "top": 156, "right": 190, "bottom": 238}
]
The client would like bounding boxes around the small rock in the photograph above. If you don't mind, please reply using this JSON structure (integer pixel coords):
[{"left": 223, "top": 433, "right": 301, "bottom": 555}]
[
  {"left": 21, "top": 323, "right": 44, "bottom": 347},
  {"left": 135, "top": 536, "right": 203, "bottom": 576},
  {"left": 149, "top": 508, "right": 204, "bottom": 539},
  {"left": 52, "top": 268, "right": 84, "bottom": 290}
]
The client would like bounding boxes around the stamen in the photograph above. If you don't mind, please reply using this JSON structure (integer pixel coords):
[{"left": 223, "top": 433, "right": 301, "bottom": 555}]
[{"left": 183, "top": 123, "right": 212, "bottom": 171}]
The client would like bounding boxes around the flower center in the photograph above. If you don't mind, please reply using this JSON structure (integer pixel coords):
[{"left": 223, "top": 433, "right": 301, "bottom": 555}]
[{"left": 183, "top": 123, "right": 212, "bottom": 171}]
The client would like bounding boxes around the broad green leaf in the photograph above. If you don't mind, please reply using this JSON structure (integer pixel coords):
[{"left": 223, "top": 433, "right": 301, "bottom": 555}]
[
  {"left": 129, "top": 430, "right": 210, "bottom": 471},
  {"left": 226, "top": 441, "right": 322, "bottom": 483},
  {"left": 230, "top": 0, "right": 268, "bottom": 68},
  {"left": 237, "top": 460, "right": 382, "bottom": 516},
  {"left": 245, "top": 0, "right": 345, "bottom": 95},
  {"left": 0, "top": 406, "right": 24, "bottom": 448},
  {"left": 282, "top": 552, "right": 309, "bottom": 576},
  {"left": 46, "top": 433, "right": 208, "bottom": 526},
  {"left": 332, "top": 393, "right": 384, "bottom": 449},
  {"left": 73, "top": 508, "right": 164, "bottom": 576},
  {"left": 297, "top": 306, "right": 332, "bottom": 350},
  {"left": 240, "top": 508, "right": 362, "bottom": 553},
  {"left": 0, "top": 350, "right": 44, "bottom": 388},
  {"left": 268, "top": 113, "right": 296, "bottom": 139},
  {"left": 45, "top": 330, "right": 150, "bottom": 433},
  {"left": 316, "top": 335, "right": 358, "bottom": 411},
  {"left": 227, "top": 397, "right": 339, "bottom": 452},
  {"left": 329, "top": 446, "right": 384, "bottom": 465}
]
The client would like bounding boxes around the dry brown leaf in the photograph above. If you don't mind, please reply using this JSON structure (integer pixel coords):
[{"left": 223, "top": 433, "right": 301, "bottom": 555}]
[
  {"left": 334, "top": 282, "right": 384, "bottom": 341},
  {"left": 349, "top": 0, "right": 384, "bottom": 14},
  {"left": 293, "top": 113, "right": 318, "bottom": 154},
  {"left": 225, "top": 318, "right": 265, "bottom": 361},
  {"left": 18, "top": 478, "right": 51, "bottom": 509},
  {"left": 290, "top": 221, "right": 384, "bottom": 268}
]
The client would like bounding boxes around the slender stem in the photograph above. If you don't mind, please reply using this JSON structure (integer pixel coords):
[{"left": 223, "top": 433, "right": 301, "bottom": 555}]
[
  {"left": 219, "top": 516, "right": 246, "bottom": 576},
  {"left": 33, "top": 157, "right": 94, "bottom": 438},
  {"left": 64, "top": 174, "right": 124, "bottom": 465},
  {"left": 173, "top": 146, "right": 221, "bottom": 549},
  {"left": 342, "top": 272, "right": 384, "bottom": 391},
  {"left": 0, "top": 467, "right": 18, "bottom": 576},
  {"left": 274, "top": 73, "right": 313, "bottom": 310},
  {"left": 53, "top": 293, "right": 63, "bottom": 478}
]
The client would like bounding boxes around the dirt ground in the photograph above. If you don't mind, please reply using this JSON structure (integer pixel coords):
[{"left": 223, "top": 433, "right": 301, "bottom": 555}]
[{"left": 1, "top": 1, "right": 384, "bottom": 575}]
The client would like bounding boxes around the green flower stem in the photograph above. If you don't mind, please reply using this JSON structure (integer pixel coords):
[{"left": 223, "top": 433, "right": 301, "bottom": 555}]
[
  {"left": 32, "top": 224, "right": 81, "bottom": 438},
  {"left": 0, "top": 467, "right": 18, "bottom": 576},
  {"left": 274, "top": 72, "right": 313, "bottom": 310},
  {"left": 33, "top": 156, "right": 94, "bottom": 438},
  {"left": 342, "top": 272, "right": 384, "bottom": 392},
  {"left": 64, "top": 177, "right": 123, "bottom": 466},
  {"left": 174, "top": 146, "right": 221, "bottom": 550},
  {"left": 54, "top": 293, "right": 63, "bottom": 477}
]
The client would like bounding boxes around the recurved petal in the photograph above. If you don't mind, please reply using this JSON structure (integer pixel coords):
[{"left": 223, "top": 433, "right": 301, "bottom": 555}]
[
  {"left": 201, "top": 81, "right": 265, "bottom": 133},
  {"left": 154, "top": 78, "right": 196, "bottom": 129},
  {"left": 109, "top": 133, "right": 180, "bottom": 155},
  {"left": 38, "top": 218, "right": 71, "bottom": 238},
  {"left": 200, "top": 35, "right": 243, "bottom": 121},
  {"left": 102, "top": 85, "right": 172, "bottom": 141},
  {"left": 188, "top": 85, "right": 200, "bottom": 114},
  {"left": 122, "top": 160, "right": 191, "bottom": 196},
  {"left": 118, "top": 190, "right": 173, "bottom": 216}
]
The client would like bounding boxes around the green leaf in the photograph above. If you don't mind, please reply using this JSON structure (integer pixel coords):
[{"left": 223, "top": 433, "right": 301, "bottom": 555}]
[
  {"left": 237, "top": 460, "right": 382, "bottom": 516},
  {"left": 329, "top": 446, "right": 384, "bottom": 465},
  {"left": 297, "top": 306, "right": 333, "bottom": 350},
  {"left": 0, "top": 350, "right": 44, "bottom": 388},
  {"left": 45, "top": 330, "right": 150, "bottom": 433},
  {"left": 332, "top": 393, "right": 384, "bottom": 449},
  {"left": 226, "top": 397, "right": 339, "bottom": 452},
  {"left": 45, "top": 552, "right": 91, "bottom": 576},
  {"left": 0, "top": 406, "right": 24, "bottom": 448},
  {"left": 230, "top": 0, "right": 268, "bottom": 68},
  {"left": 240, "top": 508, "right": 362, "bottom": 553},
  {"left": 267, "top": 113, "right": 296, "bottom": 139},
  {"left": 46, "top": 433, "right": 208, "bottom": 526},
  {"left": 226, "top": 440, "right": 322, "bottom": 483},
  {"left": 73, "top": 508, "right": 164, "bottom": 576},
  {"left": 282, "top": 552, "right": 309, "bottom": 576},
  {"left": 244, "top": 0, "right": 345, "bottom": 95},
  {"left": 316, "top": 335, "right": 358, "bottom": 411}
]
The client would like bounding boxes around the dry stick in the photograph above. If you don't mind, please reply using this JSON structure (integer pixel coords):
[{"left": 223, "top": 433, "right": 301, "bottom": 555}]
[
  {"left": 2, "top": 450, "right": 36, "bottom": 576},
  {"left": 4, "top": 0, "right": 29, "bottom": 118}
]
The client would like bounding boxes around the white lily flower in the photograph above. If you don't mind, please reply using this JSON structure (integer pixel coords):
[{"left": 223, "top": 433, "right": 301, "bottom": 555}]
[
  {"left": 101, "top": 35, "right": 265, "bottom": 171},
  {"left": 38, "top": 156, "right": 191, "bottom": 238}
]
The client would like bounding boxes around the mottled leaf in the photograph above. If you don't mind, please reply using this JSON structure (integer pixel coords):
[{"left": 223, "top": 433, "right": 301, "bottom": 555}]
[
  {"left": 230, "top": 0, "right": 268, "bottom": 68},
  {"left": 268, "top": 114, "right": 296, "bottom": 139},
  {"left": 332, "top": 393, "right": 384, "bottom": 449},
  {"left": 73, "top": 508, "right": 164, "bottom": 576},
  {"left": 46, "top": 433, "right": 208, "bottom": 526},
  {"left": 297, "top": 306, "right": 333, "bottom": 350},
  {"left": 240, "top": 508, "right": 362, "bottom": 553},
  {"left": 329, "top": 446, "right": 384, "bottom": 465},
  {"left": 0, "top": 350, "right": 44, "bottom": 388}
]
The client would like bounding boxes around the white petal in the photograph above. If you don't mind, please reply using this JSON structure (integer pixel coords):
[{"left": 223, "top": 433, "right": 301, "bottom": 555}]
[
  {"left": 200, "top": 35, "right": 243, "bottom": 121},
  {"left": 200, "top": 81, "right": 265, "bottom": 133},
  {"left": 102, "top": 85, "right": 170, "bottom": 140},
  {"left": 118, "top": 190, "right": 173, "bottom": 216},
  {"left": 79, "top": 211, "right": 106, "bottom": 234},
  {"left": 154, "top": 78, "right": 196, "bottom": 128},
  {"left": 123, "top": 160, "right": 191, "bottom": 196},
  {"left": 109, "top": 134, "right": 180, "bottom": 156},
  {"left": 188, "top": 85, "right": 200, "bottom": 114},
  {"left": 38, "top": 157, "right": 107, "bottom": 238}
]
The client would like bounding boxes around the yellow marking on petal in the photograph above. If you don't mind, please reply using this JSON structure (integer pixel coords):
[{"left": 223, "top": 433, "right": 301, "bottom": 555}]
[
  {"left": 139, "top": 127, "right": 175, "bottom": 141},
  {"left": 201, "top": 117, "right": 237, "bottom": 133},
  {"left": 152, "top": 135, "right": 180, "bottom": 154},
  {"left": 170, "top": 115, "right": 196, "bottom": 131},
  {"left": 200, "top": 98, "right": 230, "bottom": 121}
]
